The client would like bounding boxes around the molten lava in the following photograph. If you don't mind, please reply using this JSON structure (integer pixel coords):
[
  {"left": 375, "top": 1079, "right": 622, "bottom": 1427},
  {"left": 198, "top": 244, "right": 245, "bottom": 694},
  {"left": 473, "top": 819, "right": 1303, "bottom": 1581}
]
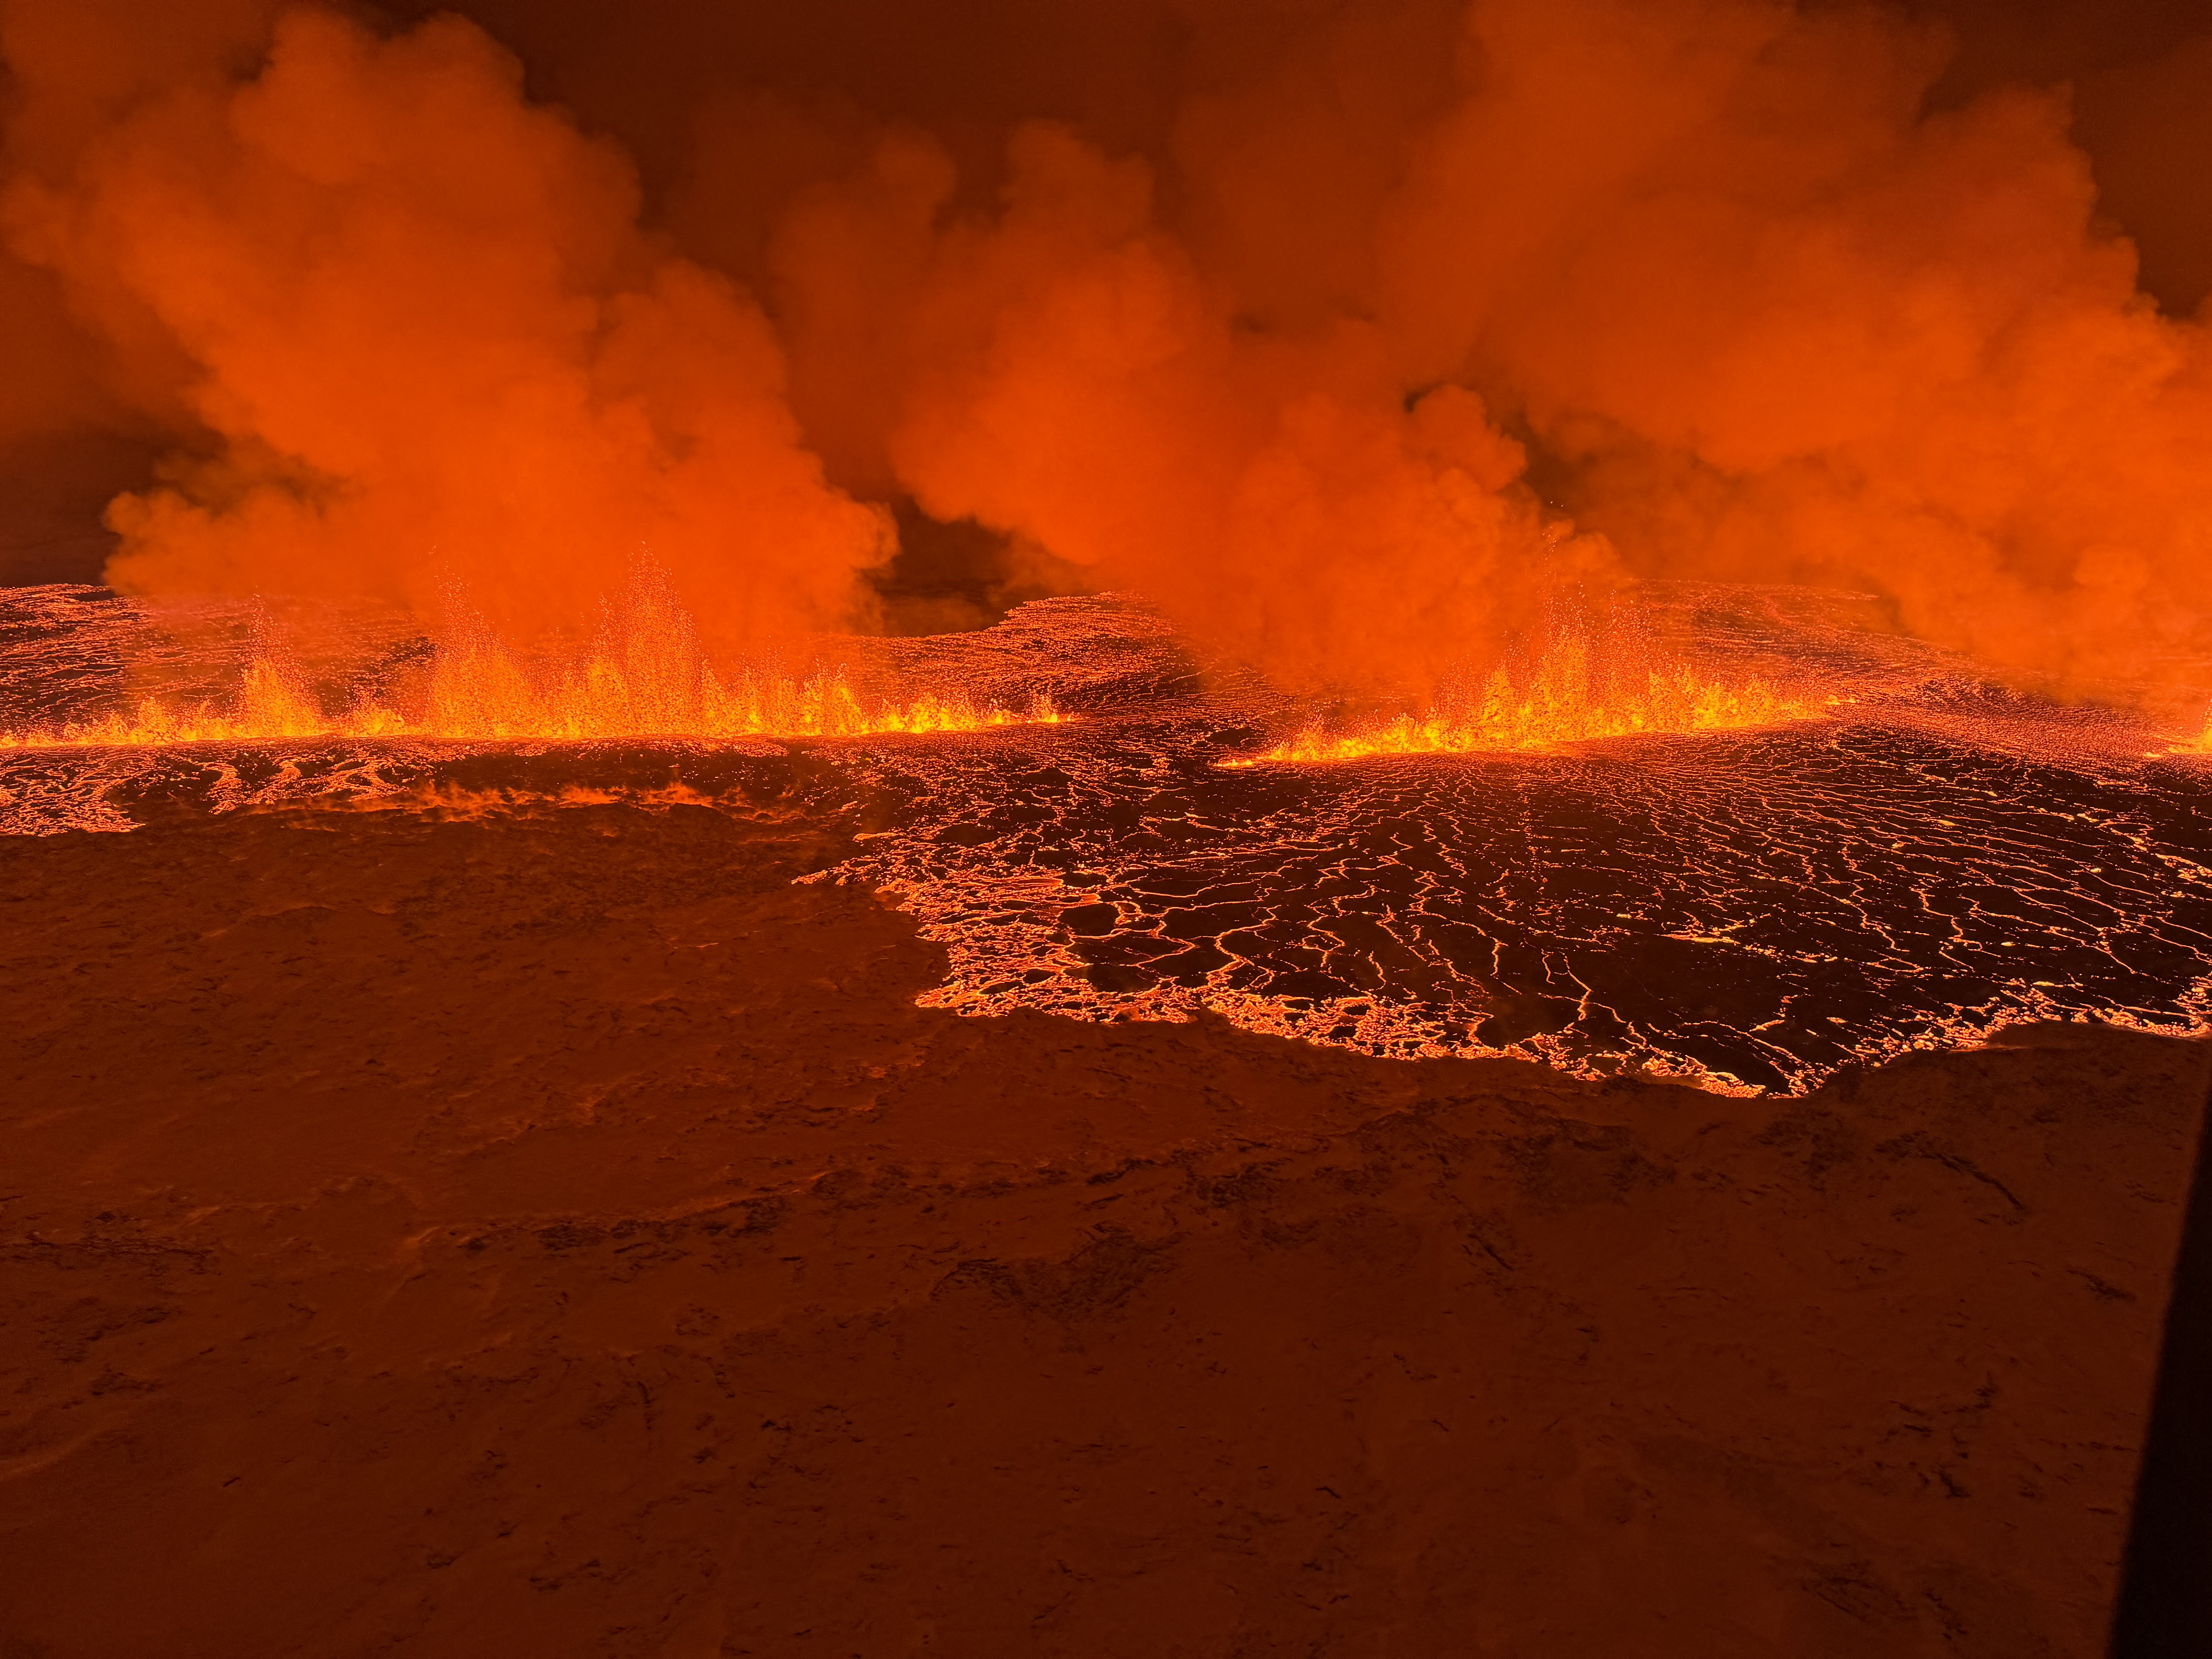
[
  {"left": 2162, "top": 706, "right": 2212, "bottom": 757},
  {"left": 1236, "top": 635, "right": 1824, "bottom": 764},
  {"left": 0, "top": 615, "right": 1062, "bottom": 750}
]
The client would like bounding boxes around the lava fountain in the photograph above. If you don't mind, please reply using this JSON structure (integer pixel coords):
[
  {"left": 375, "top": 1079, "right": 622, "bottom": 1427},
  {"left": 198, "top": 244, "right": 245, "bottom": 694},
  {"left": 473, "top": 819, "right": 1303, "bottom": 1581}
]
[
  {"left": 0, "top": 584, "right": 1061, "bottom": 749},
  {"left": 1230, "top": 630, "right": 1829, "bottom": 764}
]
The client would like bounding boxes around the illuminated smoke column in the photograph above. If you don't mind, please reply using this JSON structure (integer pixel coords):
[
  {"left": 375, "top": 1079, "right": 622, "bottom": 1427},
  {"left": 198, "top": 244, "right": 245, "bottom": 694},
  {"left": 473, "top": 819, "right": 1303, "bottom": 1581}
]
[
  {"left": 0, "top": 6, "right": 891, "bottom": 653},
  {"left": 1, "top": 0, "right": 2210, "bottom": 701}
]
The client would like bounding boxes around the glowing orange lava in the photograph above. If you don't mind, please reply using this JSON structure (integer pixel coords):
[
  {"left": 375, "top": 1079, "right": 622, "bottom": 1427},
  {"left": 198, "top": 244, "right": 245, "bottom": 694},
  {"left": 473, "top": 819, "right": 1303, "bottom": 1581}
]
[
  {"left": 1234, "top": 636, "right": 1824, "bottom": 764},
  {"left": 2162, "top": 706, "right": 2212, "bottom": 756},
  {"left": 0, "top": 637, "right": 1062, "bottom": 750}
]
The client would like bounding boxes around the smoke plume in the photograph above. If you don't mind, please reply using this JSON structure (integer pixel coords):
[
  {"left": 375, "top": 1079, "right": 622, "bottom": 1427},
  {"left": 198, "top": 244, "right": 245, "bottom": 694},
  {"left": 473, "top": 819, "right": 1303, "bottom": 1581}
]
[
  {"left": 3, "top": 0, "right": 2210, "bottom": 692},
  {"left": 1, "top": 3, "right": 891, "bottom": 649}
]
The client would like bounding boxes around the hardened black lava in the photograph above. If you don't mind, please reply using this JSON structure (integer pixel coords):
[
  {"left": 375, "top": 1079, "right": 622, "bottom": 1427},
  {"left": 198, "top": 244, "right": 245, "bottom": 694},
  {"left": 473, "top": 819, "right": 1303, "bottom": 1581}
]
[{"left": 840, "top": 703, "right": 2212, "bottom": 1092}]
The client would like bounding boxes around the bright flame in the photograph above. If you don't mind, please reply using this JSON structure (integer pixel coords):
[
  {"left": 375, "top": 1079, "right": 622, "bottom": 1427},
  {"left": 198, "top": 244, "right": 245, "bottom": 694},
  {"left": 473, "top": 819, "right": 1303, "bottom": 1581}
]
[
  {"left": 1, "top": 632, "right": 1063, "bottom": 750},
  {"left": 1235, "top": 635, "right": 1823, "bottom": 764}
]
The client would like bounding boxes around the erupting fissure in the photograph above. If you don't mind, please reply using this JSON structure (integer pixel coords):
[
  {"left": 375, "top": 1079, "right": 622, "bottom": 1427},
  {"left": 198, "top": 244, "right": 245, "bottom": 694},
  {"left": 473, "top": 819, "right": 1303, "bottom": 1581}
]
[
  {"left": 7, "top": 586, "right": 2211, "bottom": 1096},
  {"left": 0, "top": 629, "right": 1063, "bottom": 750},
  {"left": 1235, "top": 635, "right": 1825, "bottom": 764}
]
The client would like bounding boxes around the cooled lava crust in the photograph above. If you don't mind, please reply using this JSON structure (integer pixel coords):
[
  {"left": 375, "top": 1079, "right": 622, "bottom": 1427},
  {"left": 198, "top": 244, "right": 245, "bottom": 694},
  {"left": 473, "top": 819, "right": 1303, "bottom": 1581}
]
[{"left": 0, "top": 787, "right": 2203, "bottom": 1656}]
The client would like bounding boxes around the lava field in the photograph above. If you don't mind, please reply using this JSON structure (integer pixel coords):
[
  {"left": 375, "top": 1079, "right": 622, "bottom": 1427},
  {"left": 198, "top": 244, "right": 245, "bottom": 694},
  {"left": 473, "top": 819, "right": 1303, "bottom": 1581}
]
[{"left": 5, "top": 582, "right": 2210, "bottom": 1095}]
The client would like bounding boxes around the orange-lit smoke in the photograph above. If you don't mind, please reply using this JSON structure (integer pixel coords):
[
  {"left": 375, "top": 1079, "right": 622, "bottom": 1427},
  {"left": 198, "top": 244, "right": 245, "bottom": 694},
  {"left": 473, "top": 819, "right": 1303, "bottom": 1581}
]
[
  {"left": 0, "top": 3, "right": 889, "bottom": 653},
  {"left": 767, "top": 0, "right": 2212, "bottom": 695},
  {"left": 6, "top": 0, "right": 2212, "bottom": 699},
  {"left": 1376, "top": 0, "right": 2212, "bottom": 691},
  {"left": 773, "top": 120, "right": 1618, "bottom": 692}
]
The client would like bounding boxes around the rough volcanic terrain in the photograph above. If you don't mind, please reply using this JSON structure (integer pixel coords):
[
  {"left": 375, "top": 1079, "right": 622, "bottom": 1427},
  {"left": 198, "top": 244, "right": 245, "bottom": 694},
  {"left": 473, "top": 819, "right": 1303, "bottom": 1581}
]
[{"left": 2, "top": 788, "right": 2203, "bottom": 1657}]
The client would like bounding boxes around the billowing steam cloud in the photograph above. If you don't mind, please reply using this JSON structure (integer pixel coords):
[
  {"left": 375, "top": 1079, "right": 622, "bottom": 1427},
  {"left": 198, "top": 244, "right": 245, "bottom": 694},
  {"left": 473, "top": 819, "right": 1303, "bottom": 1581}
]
[{"left": 3, "top": 0, "right": 2210, "bottom": 693}]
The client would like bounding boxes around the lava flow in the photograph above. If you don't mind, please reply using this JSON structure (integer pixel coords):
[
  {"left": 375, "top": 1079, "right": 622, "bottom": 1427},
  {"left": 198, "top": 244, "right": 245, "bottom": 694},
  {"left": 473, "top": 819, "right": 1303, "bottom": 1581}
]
[{"left": 7, "top": 583, "right": 2209, "bottom": 1099}]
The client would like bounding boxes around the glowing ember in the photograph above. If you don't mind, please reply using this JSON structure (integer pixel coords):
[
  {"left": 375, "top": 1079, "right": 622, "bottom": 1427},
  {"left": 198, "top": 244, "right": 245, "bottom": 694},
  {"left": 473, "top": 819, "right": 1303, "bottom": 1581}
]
[{"left": 1235, "top": 635, "right": 1825, "bottom": 764}]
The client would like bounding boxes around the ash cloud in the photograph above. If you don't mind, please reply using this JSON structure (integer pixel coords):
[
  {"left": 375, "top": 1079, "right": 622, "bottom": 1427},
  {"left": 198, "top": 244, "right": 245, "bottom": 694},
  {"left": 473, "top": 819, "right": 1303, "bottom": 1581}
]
[{"left": 3, "top": 0, "right": 2210, "bottom": 691}]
